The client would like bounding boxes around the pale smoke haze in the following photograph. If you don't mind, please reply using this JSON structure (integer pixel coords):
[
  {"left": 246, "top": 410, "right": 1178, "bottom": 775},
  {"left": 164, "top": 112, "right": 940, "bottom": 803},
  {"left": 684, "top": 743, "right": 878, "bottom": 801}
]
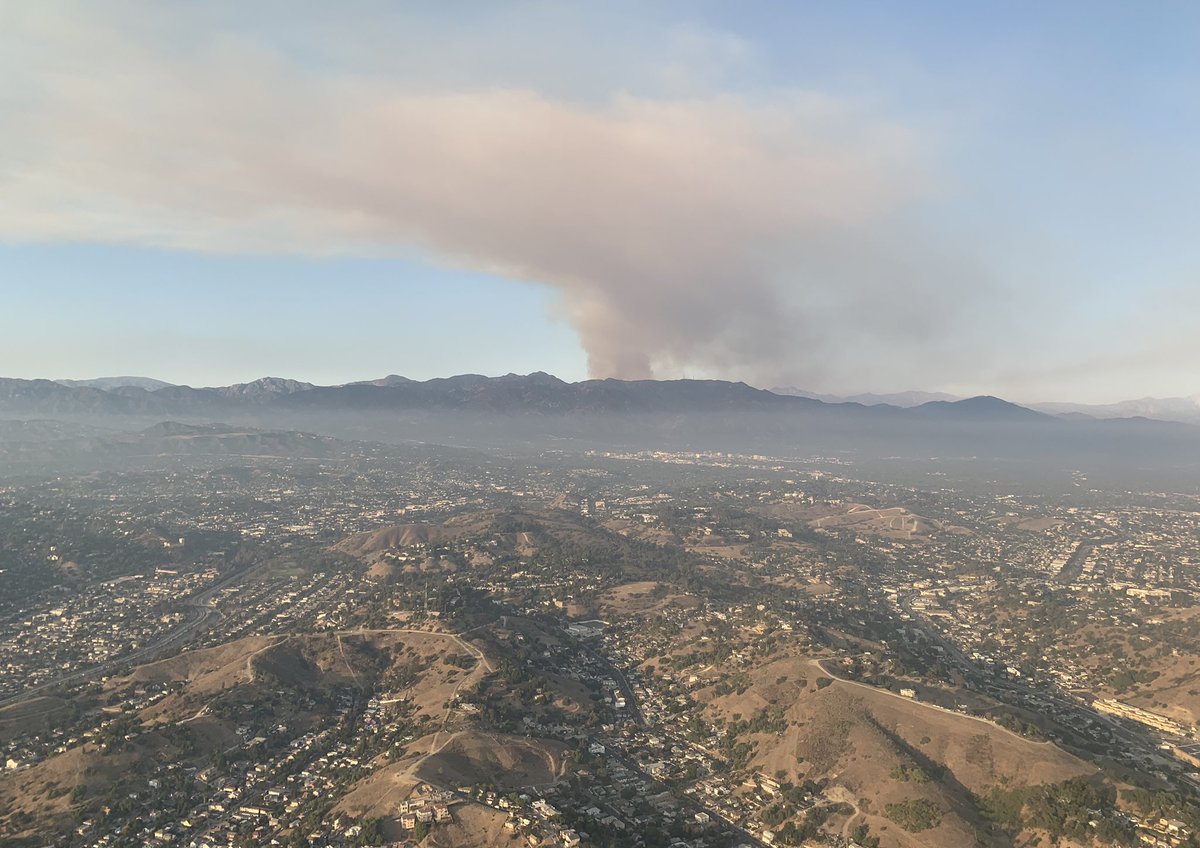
[{"left": 0, "top": 4, "right": 994, "bottom": 386}]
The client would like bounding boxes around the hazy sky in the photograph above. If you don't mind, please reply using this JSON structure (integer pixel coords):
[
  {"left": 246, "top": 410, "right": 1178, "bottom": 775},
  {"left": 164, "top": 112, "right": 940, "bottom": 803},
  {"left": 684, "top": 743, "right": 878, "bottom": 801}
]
[{"left": 3, "top": 1, "right": 1199, "bottom": 402}]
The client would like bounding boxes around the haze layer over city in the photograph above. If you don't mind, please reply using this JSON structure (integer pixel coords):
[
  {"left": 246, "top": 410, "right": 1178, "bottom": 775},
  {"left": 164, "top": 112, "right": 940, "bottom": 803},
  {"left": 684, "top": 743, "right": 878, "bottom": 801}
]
[{"left": 3, "top": 3, "right": 1200, "bottom": 848}]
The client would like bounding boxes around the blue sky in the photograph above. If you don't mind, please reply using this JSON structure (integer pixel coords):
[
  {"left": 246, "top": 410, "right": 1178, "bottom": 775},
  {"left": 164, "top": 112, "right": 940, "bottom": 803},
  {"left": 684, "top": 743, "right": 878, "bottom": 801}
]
[
  {"left": 2, "top": 1, "right": 1199, "bottom": 401},
  {"left": 0, "top": 244, "right": 584, "bottom": 385}
]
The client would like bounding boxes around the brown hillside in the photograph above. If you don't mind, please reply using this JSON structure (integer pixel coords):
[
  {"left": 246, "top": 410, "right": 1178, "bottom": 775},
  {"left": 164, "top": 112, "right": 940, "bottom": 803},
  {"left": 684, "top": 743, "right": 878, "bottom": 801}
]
[
  {"left": 0, "top": 697, "right": 69, "bottom": 744},
  {"left": 122, "top": 635, "right": 274, "bottom": 686},
  {"left": 0, "top": 627, "right": 493, "bottom": 839},
  {"left": 425, "top": 803, "right": 512, "bottom": 848},
  {"left": 415, "top": 731, "right": 568, "bottom": 790},
  {"left": 333, "top": 523, "right": 452, "bottom": 556},
  {"left": 756, "top": 501, "right": 968, "bottom": 541},
  {"left": 333, "top": 508, "right": 613, "bottom": 559},
  {"left": 692, "top": 653, "right": 1092, "bottom": 848}
]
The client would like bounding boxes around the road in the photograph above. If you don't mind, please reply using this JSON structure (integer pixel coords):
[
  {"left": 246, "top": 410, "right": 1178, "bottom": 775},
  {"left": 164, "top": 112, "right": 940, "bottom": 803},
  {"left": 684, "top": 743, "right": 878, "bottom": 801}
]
[
  {"left": 581, "top": 645, "right": 645, "bottom": 726},
  {"left": 597, "top": 734, "right": 768, "bottom": 847},
  {"left": 1053, "top": 535, "right": 1122, "bottom": 584},
  {"left": 895, "top": 590, "right": 1157, "bottom": 758},
  {"left": 0, "top": 563, "right": 253, "bottom": 709}
]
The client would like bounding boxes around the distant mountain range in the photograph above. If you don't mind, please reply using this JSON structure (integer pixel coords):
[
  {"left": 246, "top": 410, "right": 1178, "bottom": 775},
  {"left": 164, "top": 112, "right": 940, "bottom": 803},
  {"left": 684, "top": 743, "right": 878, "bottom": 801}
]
[
  {"left": 12, "top": 373, "right": 1025, "bottom": 420},
  {"left": 0, "top": 419, "right": 348, "bottom": 472},
  {"left": 1, "top": 372, "right": 1197, "bottom": 485},
  {"left": 44, "top": 375, "right": 1200, "bottom": 425},
  {"left": 777, "top": 386, "right": 1200, "bottom": 426},
  {"left": 1028, "top": 395, "right": 1200, "bottom": 425},
  {"left": 772, "top": 387, "right": 962, "bottom": 407},
  {"left": 55, "top": 376, "right": 175, "bottom": 391}
]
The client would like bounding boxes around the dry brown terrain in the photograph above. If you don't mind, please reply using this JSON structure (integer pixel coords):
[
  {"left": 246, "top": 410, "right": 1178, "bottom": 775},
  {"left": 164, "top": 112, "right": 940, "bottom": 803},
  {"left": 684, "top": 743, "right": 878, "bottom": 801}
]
[
  {"left": 1, "top": 742, "right": 140, "bottom": 822},
  {"left": 336, "top": 730, "right": 566, "bottom": 820},
  {"left": 597, "top": 580, "right": 702, "bottom": 618},
  {"left": 601, "top": 517, "right": 682, "bottom": 547},
  {"left": 416, "top": 731, "right": 568, "bottom": 789},
  {"left": 334, "top": 522, "right": 463, "bottom": 556},
  {"left": 335, "top": 509, "right": 608, "bottom": 560},
  {"left": 0, "top": 697, "right": 69, "bottom": 744},
  {"left": 758, "top": 500, "right": 969, "bottom": 541},
  {"left": 0, "top": 627, "right": 494, "bottom": 836},
  {"left": 423, "top": 802, "right": 514, "bottom": 848},
  {"left": 334, "top": 762, "right": 425, "bottom": 821},
  {"left": 681, "top": 650, "right": 1093, "bottom": 848}
]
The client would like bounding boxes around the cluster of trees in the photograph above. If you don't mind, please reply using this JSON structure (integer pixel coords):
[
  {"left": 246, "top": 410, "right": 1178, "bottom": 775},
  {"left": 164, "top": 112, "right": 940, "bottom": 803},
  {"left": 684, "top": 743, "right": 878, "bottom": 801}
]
[
  {"left": 890, "top": 763, "right": 934, "bottom": 784},
  {"left": 884, "top": 797, "right": 942, "bottom": 832},
  {"left": 719, "top": 737, "right": 756, "bottom": 771},
  {"left": 1109, "top": 667, "right": 1160, "bottom": 693},
  {"left": 993, "top": 712, "right": 1045, "bottom": 740},
  {"left": 979, "top": 777, "right": 1136, "bottom": 846},
  {"left": 724, "top": 705, "right": 790, "bottom": 738},
  {"left": 771, "top": 802, "right": 853, "bottom": 845},
  {"left": 1122, "top": 787, "right": 1200, "bottom": 846},
  {"left": 850, "top": 821, "right": 881, "bottom": 847},
  {"left": 380, "top": 657, "right": 424, "bottom": 691},
  {"left": 711, "top": 671, "right": 751, "bottom": 696}
]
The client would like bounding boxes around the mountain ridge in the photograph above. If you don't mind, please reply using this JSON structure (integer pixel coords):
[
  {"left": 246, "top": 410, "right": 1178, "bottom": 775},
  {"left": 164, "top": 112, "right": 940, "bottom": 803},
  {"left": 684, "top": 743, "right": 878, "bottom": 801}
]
[
  {"left": 3, "top": 374, "right": 1198, "bottom": 484},
  {"left": 1031, "top": 395, "right": 1200, "bottom": 425},
  {"left": 0, "top": 373, "right": 1162, "bottom": 424},
  {"left": 773, "top": 386, "right": 962, "bottom": 407},
  {"left": 55, "top": 376, "right": 174, "bottom": 391},
  {"left": 38, "top": 374, "right": 1200, "bottom": 425},
  {"left": 3, "top": 373, "right": 1050, "bottom": 419}
]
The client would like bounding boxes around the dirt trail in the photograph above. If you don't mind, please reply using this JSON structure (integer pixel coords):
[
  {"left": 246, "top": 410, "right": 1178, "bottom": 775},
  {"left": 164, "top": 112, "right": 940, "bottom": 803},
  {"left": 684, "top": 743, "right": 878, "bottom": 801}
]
[
  {"left": 332, "top": 627, "right": 497, "bottom": 779},
  {"left": 244, "top": 637, "right": 286, "bottom": 683},
  {"left": 824, "top": 786, "right": 861, "bottom": 838},
  {"left": 336, "top": 634, "right": 363, "bottom": 687}
]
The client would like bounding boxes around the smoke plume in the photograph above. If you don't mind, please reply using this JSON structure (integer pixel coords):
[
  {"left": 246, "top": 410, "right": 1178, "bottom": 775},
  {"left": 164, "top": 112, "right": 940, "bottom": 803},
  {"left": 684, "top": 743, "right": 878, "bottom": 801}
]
[{"left": 0, "top": 5, "right": 985, "bottom": 386}]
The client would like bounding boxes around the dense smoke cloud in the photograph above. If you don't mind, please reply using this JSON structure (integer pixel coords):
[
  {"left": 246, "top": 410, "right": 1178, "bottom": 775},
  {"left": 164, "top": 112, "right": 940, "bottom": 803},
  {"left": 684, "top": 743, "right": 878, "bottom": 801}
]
[{"left": 0, "top": 5, "right": 989, "bottom": 386}]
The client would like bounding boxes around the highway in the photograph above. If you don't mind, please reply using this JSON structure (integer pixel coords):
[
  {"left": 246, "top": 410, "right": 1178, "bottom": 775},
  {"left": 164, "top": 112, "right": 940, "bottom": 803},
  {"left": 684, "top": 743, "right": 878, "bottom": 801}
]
[
  {"left": 0, "top": 563, "right": 253, "bottom": 710},
  {"left": 894, "top": 590, "right": 1160, "bottom": 761}
]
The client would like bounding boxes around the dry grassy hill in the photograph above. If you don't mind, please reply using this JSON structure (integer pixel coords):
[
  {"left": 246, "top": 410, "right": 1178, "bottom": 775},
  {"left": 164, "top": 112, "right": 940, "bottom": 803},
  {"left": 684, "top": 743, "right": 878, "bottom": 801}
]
[
  {"left": 680, "top": 651, "right": 1094, "bottom": 848},
  {"left": 597, "top": 580, "right": 703, "bottom": 617},
  {"left": 333, "top": 729, "right": 567, "bottom": 844},
  {"left": 124, "top": 635, "right": 276, "bottom": 687},
  {"left": 416, "top": 731, "right": 568, "bottom": 789},
  {"left": 333, "top": 509, "right": 606, "bottom": 560},
  {"left": 333, "top": 522, "right": 461, "bottom": 556},
  {"left": 0, "top": 628, "right": 494, "bottom": 839},
  {"left": 0, "top": 698, "right": 70, "bottom": 744},
  {"left": 757, "top": 500, "right": 969, "bottom": 541},
  {"left": 423, "top": 802, "right": 512, "bottom": 848}
]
